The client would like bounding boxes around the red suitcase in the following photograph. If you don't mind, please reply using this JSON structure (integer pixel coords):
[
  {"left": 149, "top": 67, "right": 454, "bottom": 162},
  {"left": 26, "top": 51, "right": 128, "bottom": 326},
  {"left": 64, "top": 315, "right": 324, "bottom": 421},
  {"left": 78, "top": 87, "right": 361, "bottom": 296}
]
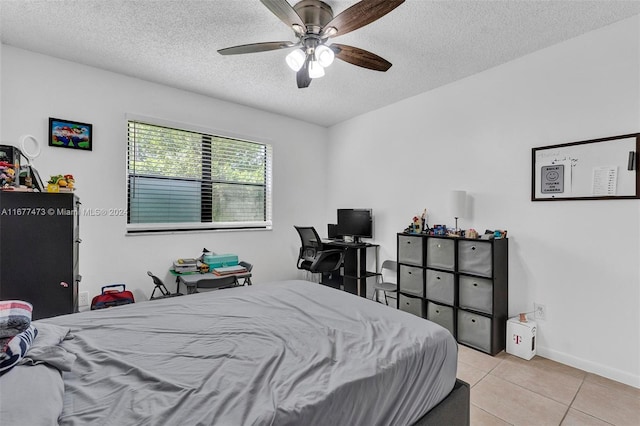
[{"left": 91, "top": 284, "right": 135, "bottom": 310}]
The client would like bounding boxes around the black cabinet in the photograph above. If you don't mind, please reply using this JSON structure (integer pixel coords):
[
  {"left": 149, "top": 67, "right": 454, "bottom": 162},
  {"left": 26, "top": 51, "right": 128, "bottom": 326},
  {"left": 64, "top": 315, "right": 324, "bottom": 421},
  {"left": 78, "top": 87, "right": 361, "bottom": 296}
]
[
  {"left": 397, "top": 233, "right": 508, "bottom": 355},
  {"left": 0, "top": 192, "right": 80, "bottom": 320}
]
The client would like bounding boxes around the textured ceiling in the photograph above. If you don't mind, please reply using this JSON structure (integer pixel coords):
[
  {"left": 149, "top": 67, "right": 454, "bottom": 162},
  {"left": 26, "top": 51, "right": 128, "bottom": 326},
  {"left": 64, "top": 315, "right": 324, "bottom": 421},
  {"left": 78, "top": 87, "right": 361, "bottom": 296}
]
[{"left": 1, "top": 0, "right": 639, "bottom": 127}]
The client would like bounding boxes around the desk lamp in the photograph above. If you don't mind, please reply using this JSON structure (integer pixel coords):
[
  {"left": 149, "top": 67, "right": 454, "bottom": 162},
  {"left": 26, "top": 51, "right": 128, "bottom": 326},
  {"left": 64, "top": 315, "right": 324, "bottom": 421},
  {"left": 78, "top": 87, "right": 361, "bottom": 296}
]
[{"left": 449, "top": 190, "right": 467, "bottom": 235}]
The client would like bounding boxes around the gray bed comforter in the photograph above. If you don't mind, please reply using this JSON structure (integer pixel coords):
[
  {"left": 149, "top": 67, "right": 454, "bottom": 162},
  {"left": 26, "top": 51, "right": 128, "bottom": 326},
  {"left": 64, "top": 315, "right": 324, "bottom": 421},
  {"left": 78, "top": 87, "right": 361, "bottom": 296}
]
[{"left": 1, "top": 280, "right": 457, "bottom": 425}]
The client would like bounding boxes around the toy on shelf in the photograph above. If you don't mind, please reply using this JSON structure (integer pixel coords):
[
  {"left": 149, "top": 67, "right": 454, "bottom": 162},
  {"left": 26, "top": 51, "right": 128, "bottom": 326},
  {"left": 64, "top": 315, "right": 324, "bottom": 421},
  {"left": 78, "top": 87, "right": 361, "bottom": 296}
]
[
  {"left": 47, "top": 174, "right": 75, "bottom": 193},
  {"left": 420, "top": 208, "right": 428, "bottom": 233},
  {"left": 0, "top": 161, "right": 17, "bottom": 188},
  {"left": 412, "top": 215, "right": 422, "bottom": 233},
  {"left": 404, "top": 209, "right": 429, "bottom": 234}
]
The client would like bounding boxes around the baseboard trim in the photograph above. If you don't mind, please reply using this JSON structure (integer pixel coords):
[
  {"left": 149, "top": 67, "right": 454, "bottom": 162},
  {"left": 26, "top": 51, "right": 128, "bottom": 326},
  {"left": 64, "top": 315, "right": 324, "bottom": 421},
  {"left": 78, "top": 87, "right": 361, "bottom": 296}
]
[{"left": 537, "top": 346, "right": 640, "bottom": 389}]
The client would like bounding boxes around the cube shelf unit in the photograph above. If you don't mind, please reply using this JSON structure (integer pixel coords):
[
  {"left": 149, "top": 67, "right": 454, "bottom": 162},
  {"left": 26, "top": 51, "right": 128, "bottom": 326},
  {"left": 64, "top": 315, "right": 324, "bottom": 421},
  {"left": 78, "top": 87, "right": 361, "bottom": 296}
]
[{"left": 396, "top": 233, "right": 508, "bottom": 355}]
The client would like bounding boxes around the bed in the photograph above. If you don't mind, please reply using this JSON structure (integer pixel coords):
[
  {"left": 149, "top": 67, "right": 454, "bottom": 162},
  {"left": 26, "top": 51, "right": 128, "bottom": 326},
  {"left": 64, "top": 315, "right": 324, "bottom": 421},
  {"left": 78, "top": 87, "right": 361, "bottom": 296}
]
[{"left": 0, "top": 280, "right": 469, "bottom": 425}]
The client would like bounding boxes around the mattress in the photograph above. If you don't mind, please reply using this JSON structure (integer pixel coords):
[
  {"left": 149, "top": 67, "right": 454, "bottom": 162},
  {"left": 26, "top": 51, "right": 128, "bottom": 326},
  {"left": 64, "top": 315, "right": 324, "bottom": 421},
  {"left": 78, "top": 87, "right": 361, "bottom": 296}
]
[{"left": 1, "top": 280, "right": 457, "bottom": 425}]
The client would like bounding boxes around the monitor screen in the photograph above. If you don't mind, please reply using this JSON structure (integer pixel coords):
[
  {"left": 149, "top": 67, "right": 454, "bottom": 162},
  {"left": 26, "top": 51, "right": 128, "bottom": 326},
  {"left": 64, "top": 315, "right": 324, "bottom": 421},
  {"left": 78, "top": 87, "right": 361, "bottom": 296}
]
[
  {"left": 337, "top": 209, "right": 373, "bottom": 241},
  {"left": 327, "top": 223, "right": 340, "bottom": 239}
]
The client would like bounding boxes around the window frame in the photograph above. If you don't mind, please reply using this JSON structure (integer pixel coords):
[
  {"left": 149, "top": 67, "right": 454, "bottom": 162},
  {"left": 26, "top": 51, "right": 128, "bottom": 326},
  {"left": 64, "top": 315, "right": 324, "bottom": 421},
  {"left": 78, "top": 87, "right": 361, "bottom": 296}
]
[{"left": 125, "top": 114, "right": 273, "bottom": 235}]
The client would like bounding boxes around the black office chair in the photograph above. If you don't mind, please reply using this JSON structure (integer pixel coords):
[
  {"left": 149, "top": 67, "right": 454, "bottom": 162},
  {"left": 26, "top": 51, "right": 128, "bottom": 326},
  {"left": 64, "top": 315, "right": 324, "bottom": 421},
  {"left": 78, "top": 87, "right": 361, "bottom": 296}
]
[{"left": 294, "top": 226, "right": 345, "bottom": 279}]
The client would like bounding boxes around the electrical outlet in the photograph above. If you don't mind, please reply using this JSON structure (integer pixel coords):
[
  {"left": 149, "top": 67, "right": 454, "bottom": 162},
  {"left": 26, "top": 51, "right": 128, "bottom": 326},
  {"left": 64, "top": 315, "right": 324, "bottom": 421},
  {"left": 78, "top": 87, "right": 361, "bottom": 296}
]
[
  {"left": 534, "top": 303, "right": 546, "bottom": 320},
  {"left": 79, "top": 291, "right": 89, "bottom": 307}
]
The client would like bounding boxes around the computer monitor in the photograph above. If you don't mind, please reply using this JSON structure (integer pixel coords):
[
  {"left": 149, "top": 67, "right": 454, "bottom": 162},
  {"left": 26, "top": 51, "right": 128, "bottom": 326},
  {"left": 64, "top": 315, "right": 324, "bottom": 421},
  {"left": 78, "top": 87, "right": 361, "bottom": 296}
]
[
  {"left": 337, "top": 209, "right": 373, "bottom": 243},
  {"left": 327, "top": 223, "right": 340, "bottom": 239}
]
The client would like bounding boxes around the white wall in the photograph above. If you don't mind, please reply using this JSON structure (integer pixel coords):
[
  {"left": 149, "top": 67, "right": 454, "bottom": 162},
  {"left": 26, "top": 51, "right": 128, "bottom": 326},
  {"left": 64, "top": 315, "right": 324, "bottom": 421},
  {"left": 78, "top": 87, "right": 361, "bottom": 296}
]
[
  {"left": 1, "top": 45, "right": 328, "bottom": 302},
  {"left": 327, "top": 16, "right": 640, "bottom": 387}
]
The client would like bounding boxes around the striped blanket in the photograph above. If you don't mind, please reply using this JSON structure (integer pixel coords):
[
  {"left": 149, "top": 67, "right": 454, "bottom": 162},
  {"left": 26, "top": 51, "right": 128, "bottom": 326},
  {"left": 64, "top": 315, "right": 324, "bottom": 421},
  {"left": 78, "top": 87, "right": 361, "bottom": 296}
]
[{"left": 0, "top": 300, "right": 35, "bottom": 375}]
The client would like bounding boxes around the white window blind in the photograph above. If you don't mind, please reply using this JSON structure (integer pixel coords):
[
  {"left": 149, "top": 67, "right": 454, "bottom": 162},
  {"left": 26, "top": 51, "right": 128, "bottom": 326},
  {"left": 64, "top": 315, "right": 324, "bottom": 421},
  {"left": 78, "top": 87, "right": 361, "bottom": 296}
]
[{"left": 127, "top": 120, "right": 272, "bottom": 233}]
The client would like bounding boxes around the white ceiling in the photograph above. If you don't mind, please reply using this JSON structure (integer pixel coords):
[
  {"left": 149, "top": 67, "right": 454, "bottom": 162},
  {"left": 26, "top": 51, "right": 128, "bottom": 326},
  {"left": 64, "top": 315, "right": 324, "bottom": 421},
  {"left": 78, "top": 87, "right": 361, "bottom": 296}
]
[{"left": 1, "top": 0, "right": 639, "bottom": 127}]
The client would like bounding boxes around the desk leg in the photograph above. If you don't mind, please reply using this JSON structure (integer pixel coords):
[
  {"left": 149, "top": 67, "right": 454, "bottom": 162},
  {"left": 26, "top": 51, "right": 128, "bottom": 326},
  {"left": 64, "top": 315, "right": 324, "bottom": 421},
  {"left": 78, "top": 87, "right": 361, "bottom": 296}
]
[
  {"left": 358, "top": 246, "right": 367, "bottom": 297},
  {"left": 342, "top": 248, "right": 358, "bottom": 295},
  {"left": 177, "top": 278, "right": 197, "bottom": 295},
  {"left": 342, "top": 247, "right": 368, "bottom": 297}
]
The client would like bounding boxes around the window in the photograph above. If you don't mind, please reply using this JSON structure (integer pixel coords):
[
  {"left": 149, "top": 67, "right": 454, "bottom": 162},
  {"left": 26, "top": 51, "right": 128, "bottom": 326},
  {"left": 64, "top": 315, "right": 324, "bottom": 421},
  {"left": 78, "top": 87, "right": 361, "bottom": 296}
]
[{"left": 127, "top": 119, "right": 272, "bottom": 234}]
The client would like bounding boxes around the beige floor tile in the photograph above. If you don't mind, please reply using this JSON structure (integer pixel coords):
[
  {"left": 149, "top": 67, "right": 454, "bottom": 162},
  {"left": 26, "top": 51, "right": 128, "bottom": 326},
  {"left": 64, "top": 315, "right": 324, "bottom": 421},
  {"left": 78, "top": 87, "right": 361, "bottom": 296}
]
[
  {"left": 516, "top": 355, "right": 587, "bottom": 380},
  {"left": 584, "top": 373, "right": 640, "bottom": 400},
  {"left": 561, "top": 409, "right": 611, "bottom": 426},
  {"left": 572, "top": 381, "right": 640, "bottom": 426},
  {"left": 458, "top": 361, "right": 488, "bottom": 387},
  {"left": 472, "top": 375, "right": 568, "bottom": 426},
  {"left": 491, "top": 356, "right": 583, "bottom": 405},
  {"left": 458, "top": 345, "right": 506, "bottom": 372},
  {"left": 471, "top": 404, "right": 512, "bottom": 426}
]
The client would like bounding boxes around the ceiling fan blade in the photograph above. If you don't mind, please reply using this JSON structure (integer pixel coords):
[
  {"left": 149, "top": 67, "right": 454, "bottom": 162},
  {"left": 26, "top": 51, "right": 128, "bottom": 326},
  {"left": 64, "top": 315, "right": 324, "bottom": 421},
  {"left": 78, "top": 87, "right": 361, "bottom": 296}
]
[
  {"left": 321, "top": 0, "right": 405, "bottom": 38},
  {"left": 297, "top": 56, "right": 312, "bottom": 89},
  {"left": 218, "top": 41, "right": 297, "bottom": 55},
  {"left": 330, "top": 44, "right": 392, "bottom": 71},
  {"left": 260, "top": 0, "right": 305, "bottom": 32}
]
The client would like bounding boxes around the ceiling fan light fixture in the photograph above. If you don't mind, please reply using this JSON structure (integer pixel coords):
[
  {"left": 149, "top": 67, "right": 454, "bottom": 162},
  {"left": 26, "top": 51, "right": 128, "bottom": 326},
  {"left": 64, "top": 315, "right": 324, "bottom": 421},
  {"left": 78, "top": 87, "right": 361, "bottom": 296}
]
[
  {"left": 315, "top": 44, "right": 334, "bottom": 67},
  {"left": 285, "top": 48, "right": 306, "bottom": 71},
  {"left": 308, "top": 60, "right": 325, "bottom": 78},
  {"left": 292, "top": 23, "right": 305, "bottom": 35},
  {"left": 322, "top": 26, "right": 338, "bottom": 38},
  {"left": 218, "top": 0, "right": 406, "bottom": 88}
]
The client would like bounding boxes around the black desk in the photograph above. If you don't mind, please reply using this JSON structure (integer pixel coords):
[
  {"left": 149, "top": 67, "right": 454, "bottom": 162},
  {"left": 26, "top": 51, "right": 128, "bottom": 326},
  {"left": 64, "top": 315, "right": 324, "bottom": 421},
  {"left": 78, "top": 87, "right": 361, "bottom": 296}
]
[{"left": 322, "top": 240, "right": 379, "bottom": 297}]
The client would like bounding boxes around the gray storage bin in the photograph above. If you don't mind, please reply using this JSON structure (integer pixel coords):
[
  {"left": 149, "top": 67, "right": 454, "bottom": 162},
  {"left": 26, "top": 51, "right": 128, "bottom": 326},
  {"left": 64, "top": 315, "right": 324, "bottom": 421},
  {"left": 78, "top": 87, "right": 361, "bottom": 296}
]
[
  {"left": 399, "top": 293, "right": 424, "bottom": 317},
  {"left": 459, "top": 276, "right": 493, "bottom": 314},
  {"left": 457, "top": 311, "right": 491, "bottom": 353},
  {"left": 398, "top": 235, "right": 424, "bottom": 266},
  {"left": 458, "top": 240, "right": 493, "bottom": 277},
  {"left": 427, "top": 302, "right": 455, "bottom": 336},
  {"left": 426, "top": 270, "right": 454, "bottom": 305},
  {"left": 426, "top": 238, "right": 455, "bottom": 270},
  {"left": 399, "top": 265, "right": 424, "bottom": 297}
]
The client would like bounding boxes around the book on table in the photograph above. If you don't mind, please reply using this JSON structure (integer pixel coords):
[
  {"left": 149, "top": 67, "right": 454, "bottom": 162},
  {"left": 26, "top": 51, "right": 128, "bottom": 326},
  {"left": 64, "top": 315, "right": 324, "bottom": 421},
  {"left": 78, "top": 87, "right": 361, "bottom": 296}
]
[{"left": 212, "top": 265, "right": 247, "bottom": 275}]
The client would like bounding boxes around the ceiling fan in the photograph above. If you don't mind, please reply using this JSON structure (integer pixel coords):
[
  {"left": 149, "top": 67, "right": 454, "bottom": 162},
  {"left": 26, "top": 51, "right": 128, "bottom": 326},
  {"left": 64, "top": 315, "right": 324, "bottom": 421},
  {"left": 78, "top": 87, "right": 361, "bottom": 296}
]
[{"left": 217, "top": 0, "right": 405, "bottom": 88}]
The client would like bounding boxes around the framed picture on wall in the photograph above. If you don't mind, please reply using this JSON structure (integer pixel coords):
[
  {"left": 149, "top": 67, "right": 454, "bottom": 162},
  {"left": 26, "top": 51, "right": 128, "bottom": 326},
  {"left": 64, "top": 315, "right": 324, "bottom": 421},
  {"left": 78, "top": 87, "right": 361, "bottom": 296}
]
[
  {"left": 48, "top": 117, "right": 93, "bottom": 151},
  {"left": 531, "top": 133, "right": 639, "bottom": 201}
]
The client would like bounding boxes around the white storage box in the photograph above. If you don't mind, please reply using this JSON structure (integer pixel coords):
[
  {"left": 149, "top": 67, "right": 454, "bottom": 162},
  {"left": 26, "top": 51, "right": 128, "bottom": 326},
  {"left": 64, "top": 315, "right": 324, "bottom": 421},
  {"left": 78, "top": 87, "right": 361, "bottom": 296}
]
[
  {"left": 458, "top": 240, "right": 493, "bottom": 277},
  {"left": 457, "top": 310, "right": 492, "bottom": 353},
  {"left": 459, "top": 276, "right": 493, "bottom": 314},
  {"left": 399, "top": 264, "right": 424, "bottom": 297},
  {"left": 173, "top": 259, "right": 199, "bottom": 273},
  {"left": 426, "top": 238, "right": 455, "bottom": 270},
  {"left": 426, "top": 270, "right": 454, "bottom": 305},
  {"left": 427, "top": 302, "right": 455, "bottom": 337},
  {"left": 399, "top": 293, "right": 424, "bottom": 317},
  {"left": 506, "top": 317, "right": 537, "bottom": 360},
  {"left": 398, "top": 235, "right": 424, "bottom": 266}
]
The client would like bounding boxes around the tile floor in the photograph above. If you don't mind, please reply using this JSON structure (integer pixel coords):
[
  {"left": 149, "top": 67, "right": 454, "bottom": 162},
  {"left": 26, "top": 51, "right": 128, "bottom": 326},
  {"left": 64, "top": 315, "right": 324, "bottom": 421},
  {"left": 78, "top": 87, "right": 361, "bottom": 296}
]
[{"left": 456, "top": 345, "right": 640, "bottom": 426}]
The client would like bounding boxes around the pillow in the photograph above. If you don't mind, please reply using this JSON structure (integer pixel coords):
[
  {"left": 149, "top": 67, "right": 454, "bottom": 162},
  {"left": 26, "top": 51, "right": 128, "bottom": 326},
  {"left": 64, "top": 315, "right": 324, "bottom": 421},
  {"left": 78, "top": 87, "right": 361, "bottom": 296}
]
[{"left": 0, "top": 325, "right": 38, "bottom": 376}]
